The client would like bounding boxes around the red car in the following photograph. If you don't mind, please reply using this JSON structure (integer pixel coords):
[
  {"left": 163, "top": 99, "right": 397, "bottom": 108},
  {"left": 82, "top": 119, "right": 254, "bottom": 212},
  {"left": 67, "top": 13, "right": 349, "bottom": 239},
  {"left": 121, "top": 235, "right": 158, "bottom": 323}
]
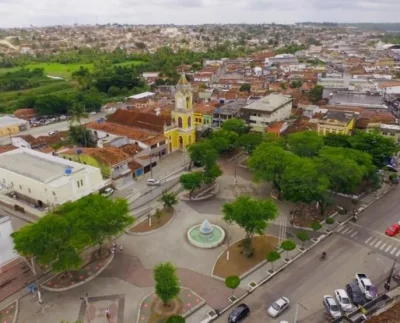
[{"left": 385, "top": 223, "right": 400, "bottom": 237}]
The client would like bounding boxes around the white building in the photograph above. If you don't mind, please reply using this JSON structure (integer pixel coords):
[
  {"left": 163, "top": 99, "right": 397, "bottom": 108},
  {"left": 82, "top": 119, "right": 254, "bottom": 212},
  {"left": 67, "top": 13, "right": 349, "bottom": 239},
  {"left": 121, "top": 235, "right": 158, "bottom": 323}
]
[
  {"left": 241, "top": 94, "right": 293, "bottom": 132},
  {"left": 0, "top": 216, "right": 18, "bottom": 268},
  {"left": 0, "top": 148, "right": 105, "bottom": 208}
]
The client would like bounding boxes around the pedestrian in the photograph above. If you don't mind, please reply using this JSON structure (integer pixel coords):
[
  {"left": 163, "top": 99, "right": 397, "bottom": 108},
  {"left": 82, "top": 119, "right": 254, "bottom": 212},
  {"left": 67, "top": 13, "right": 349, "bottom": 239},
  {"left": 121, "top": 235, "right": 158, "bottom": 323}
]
[
  {"left": 112, "top": 242, "right": 116, "bottom": 248},
  {"left": 106, "top": 308, "right": 111, "bottom": 319},
  {"left": 119, "top": 245, "right": 123, "bottom": 252}
]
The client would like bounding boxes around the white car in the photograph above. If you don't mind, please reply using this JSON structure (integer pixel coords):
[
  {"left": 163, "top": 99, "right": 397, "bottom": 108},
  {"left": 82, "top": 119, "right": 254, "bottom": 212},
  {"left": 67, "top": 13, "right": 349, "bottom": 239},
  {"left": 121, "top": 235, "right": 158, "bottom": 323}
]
[
  {"left": 101, "top": 188, "right": 114, "bottom": 197},
  {"left": 147, "top": 178, "right": 161, "bottom": 186},
  {"left": 323, "top": 295, "right": 341, "bottom": 319},
  {"left": 334, "top": 289, "right": 354, "bottom": 312},
  {"left": 267, "top": 297, "right": 290, "bottom": 317}
]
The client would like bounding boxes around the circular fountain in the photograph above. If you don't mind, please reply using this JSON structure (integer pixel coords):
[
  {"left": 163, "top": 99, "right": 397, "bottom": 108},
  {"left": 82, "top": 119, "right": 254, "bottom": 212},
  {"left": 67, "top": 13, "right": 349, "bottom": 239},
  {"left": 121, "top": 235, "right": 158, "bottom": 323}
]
[{"left": 187, "top": 220, "right": 225, "bottom": 249}]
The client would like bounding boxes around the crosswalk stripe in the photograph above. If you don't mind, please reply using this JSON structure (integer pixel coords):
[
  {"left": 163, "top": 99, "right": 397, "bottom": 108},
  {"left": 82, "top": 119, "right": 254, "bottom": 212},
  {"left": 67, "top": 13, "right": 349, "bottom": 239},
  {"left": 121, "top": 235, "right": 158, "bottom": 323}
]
[
  {"left": 396, "top": 250, "right": 400, "bottom": 257},
  {"left": 391, "top": 247, "right": 397, "bottom": 255},
  {"left": 369, "top": 238, "right": 378, "bottom": 246},
  {"left": 337, "top": 226, "right": 345, "bottom": 232},
  {"left": 380, "top": 243, "right": 387, "bottom": 250},
  {"left": 365, "top": 237, "right": 372, "bottom": 244},
  {"left": 375, "top": 241, "right": 383, "bottom": 248},
  {"left": 350, "top": 231, "right": 358, "bottom": 238},
  {"left": 385, "top": 245, "right": 392, "bottom": 252},
  {"left": 341, "top": 228, "right": 351, "bottom": 234}
]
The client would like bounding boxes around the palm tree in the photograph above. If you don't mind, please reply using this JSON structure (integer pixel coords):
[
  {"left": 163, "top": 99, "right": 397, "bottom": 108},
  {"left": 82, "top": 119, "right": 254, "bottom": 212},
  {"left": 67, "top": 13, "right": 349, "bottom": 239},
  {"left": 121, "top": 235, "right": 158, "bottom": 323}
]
[{"left": 69, "top": 103, "right": 89, "bottom": 147}]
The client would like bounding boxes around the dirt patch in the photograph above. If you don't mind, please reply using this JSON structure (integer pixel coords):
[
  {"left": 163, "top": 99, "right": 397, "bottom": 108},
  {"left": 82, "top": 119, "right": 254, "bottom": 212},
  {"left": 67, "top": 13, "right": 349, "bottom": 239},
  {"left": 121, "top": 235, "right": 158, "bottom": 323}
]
[
  {"left": 213, "top": 235, "right": 278, "bottom": 279},
  {"left": 148, "top": 298, "right": 184, "bottom": 323},
  {"left": 130, "top": 207, "right": 174, "bottom": 233},
  {"left": 368, "top": 300, "right": 400, "bottom": 323},
  {"left": 293, "top": 203, "right": 339, "bottom": 228}
]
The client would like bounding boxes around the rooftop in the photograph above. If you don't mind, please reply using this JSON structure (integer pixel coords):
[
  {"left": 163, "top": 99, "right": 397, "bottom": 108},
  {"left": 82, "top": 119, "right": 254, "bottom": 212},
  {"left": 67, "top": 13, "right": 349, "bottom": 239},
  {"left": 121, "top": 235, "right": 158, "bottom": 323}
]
[
  {"left": 242, "top": 94, "right": 292, "bottom": 112},
  {"left": 0, "top": 116, "right": 28, "bottom": 127},
  {"left": 128, "top": 92, "right": 155, "bottom": 100},
  {"left": 62, "top": 147, "right": 131, "bottom": 166},
  {"left": 0, "top": 149, "right": 86, "bottom": 184},
  {"left": 320, "top": 110, "right": 355, "bottom": 123}
]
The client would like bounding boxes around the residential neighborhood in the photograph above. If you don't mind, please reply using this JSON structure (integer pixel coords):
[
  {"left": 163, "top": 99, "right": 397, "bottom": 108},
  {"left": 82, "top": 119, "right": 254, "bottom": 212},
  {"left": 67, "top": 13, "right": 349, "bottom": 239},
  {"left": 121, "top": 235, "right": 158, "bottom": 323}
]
[{"left": 1, "top": 20, "right": 400, "bottom": 323}]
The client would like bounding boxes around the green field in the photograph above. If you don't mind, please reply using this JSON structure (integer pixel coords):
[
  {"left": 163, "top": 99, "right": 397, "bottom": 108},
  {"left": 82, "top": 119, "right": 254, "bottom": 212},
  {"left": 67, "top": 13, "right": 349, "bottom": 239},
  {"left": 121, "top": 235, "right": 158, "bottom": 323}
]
[{"left": 0, "top": 60, "right": 145, "bottom": 79}]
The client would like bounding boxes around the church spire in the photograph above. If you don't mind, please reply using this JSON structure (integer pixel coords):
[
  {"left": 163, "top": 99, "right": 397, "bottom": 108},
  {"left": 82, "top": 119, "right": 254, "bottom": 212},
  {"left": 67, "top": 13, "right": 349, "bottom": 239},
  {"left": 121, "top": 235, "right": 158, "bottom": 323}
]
[{"left": 176, "top": 73, "right": 190, "bottom": 93}]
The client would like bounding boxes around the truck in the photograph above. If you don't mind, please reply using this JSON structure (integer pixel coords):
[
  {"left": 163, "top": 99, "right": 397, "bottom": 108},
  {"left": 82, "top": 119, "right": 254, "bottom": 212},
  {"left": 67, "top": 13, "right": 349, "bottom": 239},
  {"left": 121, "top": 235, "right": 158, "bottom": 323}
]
[{"left": 355, "top": 273, "right": 377, "bottom": 300}]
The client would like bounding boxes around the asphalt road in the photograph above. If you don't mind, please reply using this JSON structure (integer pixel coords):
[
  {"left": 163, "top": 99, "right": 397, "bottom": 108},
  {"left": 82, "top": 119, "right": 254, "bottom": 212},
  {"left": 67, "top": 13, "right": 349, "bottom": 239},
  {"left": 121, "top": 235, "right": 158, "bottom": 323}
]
[{"left": 214, "top": 187, "right": 400, "bottom": 323}]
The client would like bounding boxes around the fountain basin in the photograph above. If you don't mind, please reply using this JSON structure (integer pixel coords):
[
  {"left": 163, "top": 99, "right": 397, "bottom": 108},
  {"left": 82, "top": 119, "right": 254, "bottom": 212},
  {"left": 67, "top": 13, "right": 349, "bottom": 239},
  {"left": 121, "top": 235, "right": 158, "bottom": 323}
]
[{"left": 187, "top": 221, "right": 225, "bottom": 249}]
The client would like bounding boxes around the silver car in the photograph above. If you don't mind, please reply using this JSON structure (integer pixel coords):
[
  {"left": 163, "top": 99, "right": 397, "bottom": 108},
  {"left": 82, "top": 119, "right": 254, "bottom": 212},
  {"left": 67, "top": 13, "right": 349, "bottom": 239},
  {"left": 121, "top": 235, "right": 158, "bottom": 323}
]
[
  {"left": 334, "top": 289, "right": 355, "bottom": 312},
  {"left": 323, "top": 295, "right": 341, "bottom": 319}
]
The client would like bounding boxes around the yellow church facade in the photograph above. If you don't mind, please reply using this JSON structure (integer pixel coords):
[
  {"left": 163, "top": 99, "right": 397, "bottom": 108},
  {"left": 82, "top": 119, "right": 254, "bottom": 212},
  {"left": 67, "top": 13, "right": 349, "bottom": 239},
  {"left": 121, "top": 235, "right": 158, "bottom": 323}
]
[{"left": 165, "top": 75, "right": 196, "bottom": 153}]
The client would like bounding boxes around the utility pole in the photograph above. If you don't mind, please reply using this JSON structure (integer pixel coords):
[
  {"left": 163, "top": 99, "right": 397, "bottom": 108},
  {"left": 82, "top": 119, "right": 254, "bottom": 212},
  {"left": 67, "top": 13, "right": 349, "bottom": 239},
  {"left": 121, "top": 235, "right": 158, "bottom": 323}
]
[
  {"left": 30, "top": 258, "right": 43, "bottom": 304},
  {"left": 149, "top": 150, "right": 153, "bottom": 179}
]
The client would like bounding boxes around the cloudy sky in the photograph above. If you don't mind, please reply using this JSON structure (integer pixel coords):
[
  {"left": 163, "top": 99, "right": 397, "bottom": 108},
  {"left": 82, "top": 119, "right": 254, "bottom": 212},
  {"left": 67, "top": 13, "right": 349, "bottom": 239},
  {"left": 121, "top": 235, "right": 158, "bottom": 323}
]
[{"left": 0, "top": 0, "right": 399, "bottom": 28}]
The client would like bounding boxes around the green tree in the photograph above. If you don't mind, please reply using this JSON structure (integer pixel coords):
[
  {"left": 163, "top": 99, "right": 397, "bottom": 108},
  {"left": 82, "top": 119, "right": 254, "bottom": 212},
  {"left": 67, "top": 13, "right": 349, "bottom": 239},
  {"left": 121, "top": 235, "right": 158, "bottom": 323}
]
[
  {"left": 159, "top": 191, "right": 178, "bottom": 209},
  {"left": 188, "top": 141, "right": 217, "bottom": 170},
  {"left": 12, "top": 214, "right": 84, "bottom": 273},
  {"left": 202, "top": 164, "right": 222, "bottom": 185},
  {"left": 348, "top": 131, "right": 399, "bottom": 167},
  {"left": 107, "top": 86, "right": 120, "bottom": 97},
  {"left": 266, "top": 250, "right": 280, "bottom": 270},
  {"left": 311, "top": 221, "right": 322, "bottom": 231},
  {"left": 15, "top": 94, "right": 36, "bottom": 109},
  {"left": 58, "top": 195, "right": 133, "bottom": 255},
  {"left": 308, "top": 85, "right": 323, "bottom": 103},
  {"left": 323, "top": 134, "right": 351, "bottom": 148},
  {"left": 291, "top": 80, "right": 303, "bottom": 88},
  {"left": 296, "top": 231, "right": 309, "bottom": 248},
  {"left": 69, "top": 126, "right": 96, "bottom": 147},
  {"left": 153, "top": 262, "right": 181, "bottom": 306},
  {"left": 281, "top": 157, "right": 329, "bottom": 206},
  {"left": 235, "top": 133, "right": 263, "bottom": 154},
  {"left": 287, "top": 131, "right": 324, "bottom": 157},
  {"left": 248, "top": 143, "right": 294, "bottom": 195},
  {"left": 225, "top": 276, "right": 241, "bottom": 295},
  {"left": 166, "top": 316, "right": 185, "bottom": 323},
  {"left": 154, "top": 209, "right": 164, "bottom": 224},
  {"left": 281, "top": 240, "right": 296, "bottom": 258},
  {"left": 317, "top": 147, "right": 364, "bottom": 194},
  {"left": 180, "top": 172, "right": 203, "bottom": 199},
  {"left": 210, "top": 130, "right": 239, "bottom": 154},
  {"left": 69, "top": 103, "right": 89, "bottom": 146},
  {"left": 239, "top": 83, "right": 251, "bottom": 92},
  {"left": 221, "top": 118, "right": 248, "bottom": 135},
  {"left": 223, "top": 195, "right": 278, "bottom": 257}
]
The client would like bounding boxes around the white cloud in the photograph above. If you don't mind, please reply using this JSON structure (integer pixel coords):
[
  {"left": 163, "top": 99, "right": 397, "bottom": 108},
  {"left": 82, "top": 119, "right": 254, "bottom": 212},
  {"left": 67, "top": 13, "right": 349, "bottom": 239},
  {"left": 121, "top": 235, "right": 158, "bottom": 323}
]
[{"left": 0, "top": 0, "right": 398, "bottom": 27}]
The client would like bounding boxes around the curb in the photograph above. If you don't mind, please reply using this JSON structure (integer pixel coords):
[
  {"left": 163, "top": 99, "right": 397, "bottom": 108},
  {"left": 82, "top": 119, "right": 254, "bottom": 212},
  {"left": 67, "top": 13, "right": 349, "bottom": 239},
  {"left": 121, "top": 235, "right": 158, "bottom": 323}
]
[
  {"left": 209, "top": 186, "right": 396, "bottom": 321},
  {"left": 180, "top": 183, "right": 220, "bottom": 201},
  {"left": 40, "top": 253, "right": 114, "bottom": 292},
  {"left": 0, "top": 300, "right": 18, "bottom": 323},
  {"left": 126, "top": 208, "right": 176, "bottom": 236}
]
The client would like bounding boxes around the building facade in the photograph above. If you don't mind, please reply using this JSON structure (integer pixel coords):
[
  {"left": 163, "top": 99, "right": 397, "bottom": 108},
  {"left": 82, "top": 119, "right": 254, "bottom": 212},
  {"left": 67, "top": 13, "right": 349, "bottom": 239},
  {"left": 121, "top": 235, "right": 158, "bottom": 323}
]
[
  {"left": 165, "top": 75, "right": 196, "bottom": 152},
  {"left": 316, "top": 111, "right": 356, "bottom": 136}
]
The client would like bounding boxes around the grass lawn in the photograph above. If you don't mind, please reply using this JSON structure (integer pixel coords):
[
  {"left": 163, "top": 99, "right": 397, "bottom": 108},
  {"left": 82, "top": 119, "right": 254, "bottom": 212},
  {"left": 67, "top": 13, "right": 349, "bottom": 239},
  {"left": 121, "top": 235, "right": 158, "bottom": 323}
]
[
  {"left": 129, "top": 207, "right": 174, "bottom": 233},
  {"left": 0, "top": 60, "right": 145, "bottom": 79},
  {"left": 213, "top": 235, "right": 278, "bottom": 279}
]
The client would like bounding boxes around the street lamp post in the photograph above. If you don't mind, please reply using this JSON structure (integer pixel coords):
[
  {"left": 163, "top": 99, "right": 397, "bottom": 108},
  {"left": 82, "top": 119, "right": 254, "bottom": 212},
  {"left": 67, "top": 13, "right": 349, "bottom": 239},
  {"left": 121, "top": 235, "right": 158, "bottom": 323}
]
[{"left": 30, "top": 258, "right": 43, "bottom": 304}]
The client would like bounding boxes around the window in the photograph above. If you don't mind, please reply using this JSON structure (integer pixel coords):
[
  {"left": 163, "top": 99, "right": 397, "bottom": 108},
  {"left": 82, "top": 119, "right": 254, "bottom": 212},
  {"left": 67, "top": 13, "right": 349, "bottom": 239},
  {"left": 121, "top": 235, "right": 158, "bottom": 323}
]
[
  {"left": 80, "top": 180, "right": 83, "bottom": 186},
  {"left": 19, "top": 185, "right": 22, "bottom": 189},
  {"left": 188, "top": 116, "right": 192, "bottom": 127},
  {"left": 178, "top": 117, "right": 183, "bottom": 128},
  {"left": 52, "top": 191, "right": 56, "bottom": 195},
  {"left": 28, "top": 188, "right": 31, "bottom": 193},
  {"left": 390, "top": 133, "right": 395, "bottom": 136},
  {"left": 77, "top": 181, "right": 80, "bottom": 188}
]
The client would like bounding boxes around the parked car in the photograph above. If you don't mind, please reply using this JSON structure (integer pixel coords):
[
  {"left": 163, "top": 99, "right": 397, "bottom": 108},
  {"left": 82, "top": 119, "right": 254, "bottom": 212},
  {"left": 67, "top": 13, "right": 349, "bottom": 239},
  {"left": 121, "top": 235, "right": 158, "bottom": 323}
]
[
  {"left": 355, "top": 273, "right": 377, "bottom": 300},
  {"left": 147, "top": 178, "right": 161, "bottom": 186},
  {"left": 323, "top": 295, "right": 341, "bottom": 319},
  {"left": 89, "top": 111, "right": 97, "bottom": 115},
  {"left": 385, "top": 223, "right": 400, "bottom": 237},
  {"left": 60, "top": 115, "right": 67, "bottom": 120},
  {"left": 267, "top": 297, "right": 290, "bottom": 317},
  {"left": 334, "top": 289, "right": 354, "bottom": 312},
  {"left": 101, "top": 188, "right": 114, "bottom": 197},
  {"left": 48, "top": 130, "right": 59, "bottom": 136},
  {"left": 346, "top": 283, "right": 367, "bottom": 306},
  {"left": 228, "top": 303, "right": 250, "bottom": 323}
]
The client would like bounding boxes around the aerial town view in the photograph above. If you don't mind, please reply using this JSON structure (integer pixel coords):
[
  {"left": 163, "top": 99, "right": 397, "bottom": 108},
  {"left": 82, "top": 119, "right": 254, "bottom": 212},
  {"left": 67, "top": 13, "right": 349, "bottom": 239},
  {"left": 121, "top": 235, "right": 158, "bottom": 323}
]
[{"left": 1, "top": 2, "right": 400, "bottom": 323}]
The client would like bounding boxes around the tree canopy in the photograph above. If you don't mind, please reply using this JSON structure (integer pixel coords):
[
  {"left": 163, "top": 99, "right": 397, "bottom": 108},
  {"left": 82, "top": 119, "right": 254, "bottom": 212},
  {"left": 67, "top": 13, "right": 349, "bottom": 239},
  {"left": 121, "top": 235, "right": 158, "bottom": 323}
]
[
  {"left": 210, "top": 130, "right": 239, "bottom": 154},
  {"left": 287, "top": 131, "right": 324, "bottom": 157},
  {"left": 221, "top": 118, "right": 248, "bottom": 135},
  {"left": 235, "top": 133, "right": 263, "bottom": 154},
  {"left": 308, "top": 85, "right": 323, "bottom": 103},
  {"left": 223, "top": 195, "right": 278, "bottom": 256},
  {"left": 180, "top": 172, "right": 203, "bottom": 198},
  {"left": 153, "top": 262, "right": 181, "bottom": 306}
]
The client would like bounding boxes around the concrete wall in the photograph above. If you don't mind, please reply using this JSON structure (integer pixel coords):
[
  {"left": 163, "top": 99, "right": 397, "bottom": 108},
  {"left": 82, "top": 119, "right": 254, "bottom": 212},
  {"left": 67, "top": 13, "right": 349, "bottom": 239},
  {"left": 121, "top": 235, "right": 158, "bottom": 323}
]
[{"left": 0, "top": 217, "right": 18, "bottom": 266}]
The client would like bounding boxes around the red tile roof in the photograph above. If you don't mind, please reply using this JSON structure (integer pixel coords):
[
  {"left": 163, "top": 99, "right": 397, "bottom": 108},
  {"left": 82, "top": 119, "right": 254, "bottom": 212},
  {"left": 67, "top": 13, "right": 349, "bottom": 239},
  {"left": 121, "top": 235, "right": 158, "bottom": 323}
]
[
  {"left": 62, "top": 147, "right": 131, "bottom": 166},
  {"left": 0, "top": 144, "right": 18, "bottom": 154}
]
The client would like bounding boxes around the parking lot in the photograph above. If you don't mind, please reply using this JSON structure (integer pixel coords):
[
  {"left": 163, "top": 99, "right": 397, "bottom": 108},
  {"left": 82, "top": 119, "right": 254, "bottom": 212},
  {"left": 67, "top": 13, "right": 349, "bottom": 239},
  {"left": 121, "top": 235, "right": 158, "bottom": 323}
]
[{"left": 214, "top": 233, "right": 396, "bottom": 323}]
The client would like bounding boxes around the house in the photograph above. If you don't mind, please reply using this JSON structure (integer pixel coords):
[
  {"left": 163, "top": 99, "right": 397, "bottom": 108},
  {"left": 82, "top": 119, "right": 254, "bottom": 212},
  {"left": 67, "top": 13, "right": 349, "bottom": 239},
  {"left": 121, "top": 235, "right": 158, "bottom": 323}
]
[
  {"left": 0, "top": 148, "right": 105, "bottom": 208},
  {"left": 378, "top": 81, "right": 400, "bottom": 95},
  {"left": 213, "top": 99, "right": 247, "bottom": 127},
  {"left": 240, "top": 94, "right": 293, "bottom": 132},
  {"left": 316, "top": 110, "right": 356, "bottom": 136},
  {"left": 379, "top": 124, "right": 400, "bottom": 143},
  {"left": 194, "top": 101, "right": 217, "bottom": 128},
  {"left": 59, "top": 147, "right": 134, "bottom": 189},
  {"left": 0, "top": 116, "right": 30, "bottom": 138},
  {"left": 11, "top": 132, "right": 68, "bottom": 153},
  {"left": 355, "top": 110, "right": 396, "bottom": 132},
  {"left": 266, "top": 121, "right": 288, "bottom": 137}
]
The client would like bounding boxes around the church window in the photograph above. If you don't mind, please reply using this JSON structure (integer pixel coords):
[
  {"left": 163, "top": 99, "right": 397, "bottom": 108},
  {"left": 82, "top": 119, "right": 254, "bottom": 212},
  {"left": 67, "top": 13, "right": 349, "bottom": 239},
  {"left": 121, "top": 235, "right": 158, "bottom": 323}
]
[
  {"left": 178, "top": 117, "right": 183, "bottom": 128},
  {"left": 188, "top": 116, "right": 192, "bottom": 128}
]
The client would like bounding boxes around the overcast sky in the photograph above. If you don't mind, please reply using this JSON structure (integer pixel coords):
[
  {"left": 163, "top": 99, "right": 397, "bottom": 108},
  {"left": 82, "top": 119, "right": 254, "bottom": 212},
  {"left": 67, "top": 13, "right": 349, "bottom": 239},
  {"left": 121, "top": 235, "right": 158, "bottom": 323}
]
[{"left": 0, "top": 0, "right": 399, "bottom": 28}]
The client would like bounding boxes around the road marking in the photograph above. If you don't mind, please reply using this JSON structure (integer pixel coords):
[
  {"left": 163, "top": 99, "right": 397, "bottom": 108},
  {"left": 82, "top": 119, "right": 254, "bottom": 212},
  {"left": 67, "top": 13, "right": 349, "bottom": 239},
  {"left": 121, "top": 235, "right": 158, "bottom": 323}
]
[
  {"left": 380, "top": 243, "right": 387, "bottom": 250},
  {"left": 391, "top": 247, "right": 397, "bottom": 255},
  {"left": 385, "top": 245, "right": 392, "bottom": 252},
  {"left": 365, "top": 237, "right": 372, "bottom": 244},
  {"left": 374, "top": 241, "right": 383, "bottom": 248},
  {"left": 342, "top": 228, "right": 351, "bottom": 234},
  {"left": 396, "top": 250, "right": 400, "bottom": 257},
  {"left": 350, "top": 231, "right": 358, "bottom": 238},
  {"left": 337, "top": 226, "right": 345, "bottom": 233},
  {"left": 369, "top": 238, "right": 378, "bottom": 246}
]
